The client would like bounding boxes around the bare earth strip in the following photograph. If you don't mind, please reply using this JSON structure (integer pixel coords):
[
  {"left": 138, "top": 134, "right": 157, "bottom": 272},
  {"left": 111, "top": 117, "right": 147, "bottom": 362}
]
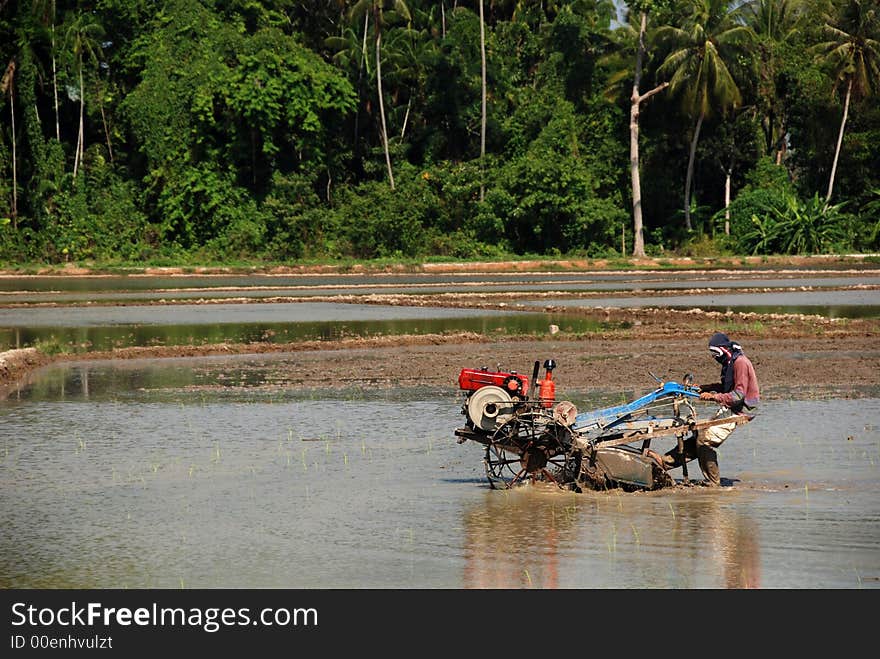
[
  {"left": 1, "top": 255, "right": 878, "bottom": 399},
  {"left": 1, "top": 307, "right": 877, "bottom": 401}
]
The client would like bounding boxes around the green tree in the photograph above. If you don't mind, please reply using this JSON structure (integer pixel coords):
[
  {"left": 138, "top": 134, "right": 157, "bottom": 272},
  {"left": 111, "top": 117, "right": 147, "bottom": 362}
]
[
  {"left": 743, "top": 0, "right": 810, "bottom": 165},
  {"left": 479, "top": 0, "right": 487, "bottom": 201},
  {"left": 813, "top": 0, "right": 880, "bottom": 207},
  {"left": 1, "top": 58, "right": 15, "bottom": 223},
  {"left": 655, "top": 0, "right": 753, "bottom": 230},
  {"left": 62, "top": 9, "right": 104, "bottom": 178},
  {"left": 350, "top": 0, "right": 412, "bottom": 190},
  {"left": 32, "top": 0, "right": 60, "bottom": 142},
  {"left": 616, "top": 1, "right": 671, "bottom": 257}
]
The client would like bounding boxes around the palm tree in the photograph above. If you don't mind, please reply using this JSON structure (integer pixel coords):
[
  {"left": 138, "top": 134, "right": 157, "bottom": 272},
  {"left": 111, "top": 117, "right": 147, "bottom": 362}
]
[
  {"left": 743, "top": 0, "right": 809, "bottom": 165},
  {"left": 350, "top": 0, "right": 412, "bottom": 190},
  {"left": 479, "top": 0, "right": 487, "bottom": 202},
  {"left": 62, "top": 10, "right": 104, "bottom": 178},
  {"left": 624, "top": 4, "right": 669, "bottom": 257},
  {"left": 655, "top": 0, "right": 753, "bottom": 230},
  {"left": 813, "top": 0, "right": 880, "bottom": 207},
  {"left": 1, "top": 59, "right": 17, "bottom": 225},
  {"left": 32, "top": 0, "right": 60, "bottom": 142},
  {"left": 326, "top": 11, "right": 372, "bottom": 175}
]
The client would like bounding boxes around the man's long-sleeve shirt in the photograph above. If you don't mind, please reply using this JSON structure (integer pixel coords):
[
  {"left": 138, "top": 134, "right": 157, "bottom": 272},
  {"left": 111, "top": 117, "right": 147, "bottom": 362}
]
[{"left": 701, "top": 355, "right": 760, "bottom": 411}]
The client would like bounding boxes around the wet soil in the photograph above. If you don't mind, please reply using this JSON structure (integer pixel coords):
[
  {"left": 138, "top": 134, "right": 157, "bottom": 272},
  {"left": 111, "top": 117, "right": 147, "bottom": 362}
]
[
  {"left": 2, "top": 305, "right": 877, "bottom": 400},
  {"left": 1, "top": 257, "right": 878, "bottom": 398}
]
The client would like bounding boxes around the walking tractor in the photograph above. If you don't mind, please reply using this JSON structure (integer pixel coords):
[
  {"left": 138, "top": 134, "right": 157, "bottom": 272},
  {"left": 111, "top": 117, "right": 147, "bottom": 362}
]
[{"left": 454, "top": 359, "right": 753, "bottom": 491}]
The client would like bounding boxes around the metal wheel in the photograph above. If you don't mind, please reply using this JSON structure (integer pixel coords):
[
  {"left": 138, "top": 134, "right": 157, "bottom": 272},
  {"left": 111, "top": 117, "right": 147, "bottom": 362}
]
[
  {"left": 483, "top": 409, "right": 577, "bottom": 489},
  {"left": 484, "top": 443, "right": 523, "bottom": 489}
]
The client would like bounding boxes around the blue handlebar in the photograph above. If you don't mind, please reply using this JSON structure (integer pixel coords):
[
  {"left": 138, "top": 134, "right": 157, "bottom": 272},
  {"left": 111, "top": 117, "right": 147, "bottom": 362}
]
[{"left": 572, "top": 381, "right": 700, "bottom": 432}]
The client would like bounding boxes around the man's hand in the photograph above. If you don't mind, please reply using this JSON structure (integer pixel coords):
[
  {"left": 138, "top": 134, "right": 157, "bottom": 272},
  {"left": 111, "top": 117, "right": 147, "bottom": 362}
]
[{"left": 699, "top": 391, "right": 716, "bottom": 401}]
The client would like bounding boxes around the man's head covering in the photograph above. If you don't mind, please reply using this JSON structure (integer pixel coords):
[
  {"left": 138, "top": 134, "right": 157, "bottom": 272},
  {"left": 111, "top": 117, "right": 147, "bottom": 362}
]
[{"left": 708, "top": 332, "right": 742, "bottom": 364}]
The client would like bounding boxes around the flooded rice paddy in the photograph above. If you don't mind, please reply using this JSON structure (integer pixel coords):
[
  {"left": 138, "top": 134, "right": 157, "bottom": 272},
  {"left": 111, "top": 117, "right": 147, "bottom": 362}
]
[
  {"left": 1, "top": 358, "right": 878, "bottom": 589},
  {"left": 1, "top": 269, "right": 878, "bottom": 589},
  {"left": 0, "top": 270, "right": 877, "bottom": 352}
]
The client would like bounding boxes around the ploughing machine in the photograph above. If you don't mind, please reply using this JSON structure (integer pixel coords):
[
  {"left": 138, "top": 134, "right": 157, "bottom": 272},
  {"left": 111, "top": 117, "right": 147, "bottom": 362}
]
[{"left": 454, "top": 359, "right": 753, "bottom": 491}]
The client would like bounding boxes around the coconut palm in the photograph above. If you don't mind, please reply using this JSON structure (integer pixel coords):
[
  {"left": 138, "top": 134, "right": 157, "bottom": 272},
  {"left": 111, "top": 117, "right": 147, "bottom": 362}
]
[
  {"left": 479, "top": 0, "right": 487, "bottom": 201},
  {"left": 654, "top": 0, "right": 753, "bottom": 230},
  {"left": 743, "top": 0, "right": 809, "bottom": 164},
  {"left": 1, "top": 58, "right": 17, "bottom": 224},
  {"left": 62, "top": 9, "right": 104, "bottom": 178},
  {"left": 349, "top": 0, "right": 412, "bottom": 190},
  {"left": 813, "top": 0, "right": 880, "bottom": 207},
  {"left": 32, "top": 0, "right": 61, "bottom": 142},
  {"left": 621, "top": 3, "right": 670, "bottom": 257},
  {"left": 326, "top": 11, "right": 372, "bottom": 175}
]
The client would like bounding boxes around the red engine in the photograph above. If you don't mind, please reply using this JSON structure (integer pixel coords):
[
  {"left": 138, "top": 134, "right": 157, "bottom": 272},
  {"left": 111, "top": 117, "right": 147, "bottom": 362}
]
[{"left": 458, "top": 367, "right": 530, "bottom": 399}]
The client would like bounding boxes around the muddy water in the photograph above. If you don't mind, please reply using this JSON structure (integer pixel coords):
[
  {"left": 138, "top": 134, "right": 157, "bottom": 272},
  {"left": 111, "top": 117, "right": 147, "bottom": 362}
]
[
  {"left": 526, "top": 288, "right": 880, "bottom": 318},
  {"left": 1, "top": 360, "right": 877, "bottom": 589},
  {"left": 0, "top": 307, "right": 617, "bottom": 353}
]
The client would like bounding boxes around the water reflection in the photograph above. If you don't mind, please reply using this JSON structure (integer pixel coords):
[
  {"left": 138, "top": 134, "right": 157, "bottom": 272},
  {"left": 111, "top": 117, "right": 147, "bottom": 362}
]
[
  {"left": 664, "top": 496, "right": 761, "bottom": 589},
  {"left": 460, "top": 485, "right": 764, "bottom": 589},
  {"left": 1, "top": 360, "right": 877, "bottom": 589},
  {"left": 0, "top": 312, "right": 618, "bottom": 353},
  {"left": 463, "top": 488, "right": 582, "bottom": 588},
  {"left": 529, "top": 289, "right": 880, "bottom": 318}
]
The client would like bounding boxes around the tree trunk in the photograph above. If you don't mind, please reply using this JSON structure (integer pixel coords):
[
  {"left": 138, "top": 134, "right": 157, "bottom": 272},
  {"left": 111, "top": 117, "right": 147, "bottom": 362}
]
[
  {"left": 630, "top": 12, "right": 648, "bottom": 258},
  {"left": 630, "top": 12, "right": 667, "bottom": 258},
  {"left": 825, "top": 77, "right": 851, "bottom": 209},
  {"left": 52, "top": 25, "right": 59, "bottom": 142},
  {"left": 479, "top": 0, "right": 487, "bottom": 202},
  {"left": 375, "top": 20, "right": 395, "bottom": 190},
  {"left": 400, "top": 95, "right": 411, "bottom": 138},
  {"left": 351, "top": 12, "right": 369, "bottom": 177},
  {"left": 74, "top": 65, "right": 85, "bottom": 177},
  {"left": 724, "top": 166, "right": 731, "bottom": 236},
  {"left": 9, "top": 73, "right": 17, "bottom": 226},
  {"left": 100, "top": 87, "right": 113, "bottom": 162},
  {"left": 684, "top": 112, "right": 704, "bottom": 231}
]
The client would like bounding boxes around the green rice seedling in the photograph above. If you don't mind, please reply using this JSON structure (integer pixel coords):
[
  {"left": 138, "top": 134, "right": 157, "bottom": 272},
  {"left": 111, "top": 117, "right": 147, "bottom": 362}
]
[
  {"left": 301, "top": 449, "right": 308, "bottom": 472},
  {"left": 630, "top": 523, "right": 641, "bottom": 550},
  {"left": 343, "top": 453, "right": 348, "bottom": 467},
  {"left": 523, "top": 569, "right": 532, "bottom": 587},
  {"left": 611, "top": 523, "right": 618, "bottom": 555},
  {"left": 668, "top": 503, "right": 676, "bottom": 520}
]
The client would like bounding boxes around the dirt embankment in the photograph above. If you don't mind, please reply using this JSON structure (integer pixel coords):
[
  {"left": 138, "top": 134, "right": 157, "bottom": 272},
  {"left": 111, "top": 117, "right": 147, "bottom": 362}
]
[
  {"left": 1, "top": 306, "right": 878, "bottom": 399},
  {"left": 1, "top": 258, "right": 878, "bottom": 397},
  {"left": 0, "top": 348, "right": 53, "bottom": 388}
]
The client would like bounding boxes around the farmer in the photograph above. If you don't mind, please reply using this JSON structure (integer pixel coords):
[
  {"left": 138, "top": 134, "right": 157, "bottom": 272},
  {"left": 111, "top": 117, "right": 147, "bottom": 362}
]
[{"left": 662, "top": 332, "right": 760, "bottom": 486}]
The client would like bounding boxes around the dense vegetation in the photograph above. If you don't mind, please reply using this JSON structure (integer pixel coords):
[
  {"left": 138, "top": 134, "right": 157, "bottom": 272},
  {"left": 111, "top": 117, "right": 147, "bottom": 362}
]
[{"left": 1, "top": 0, "right": 878, "bottom": 266}]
